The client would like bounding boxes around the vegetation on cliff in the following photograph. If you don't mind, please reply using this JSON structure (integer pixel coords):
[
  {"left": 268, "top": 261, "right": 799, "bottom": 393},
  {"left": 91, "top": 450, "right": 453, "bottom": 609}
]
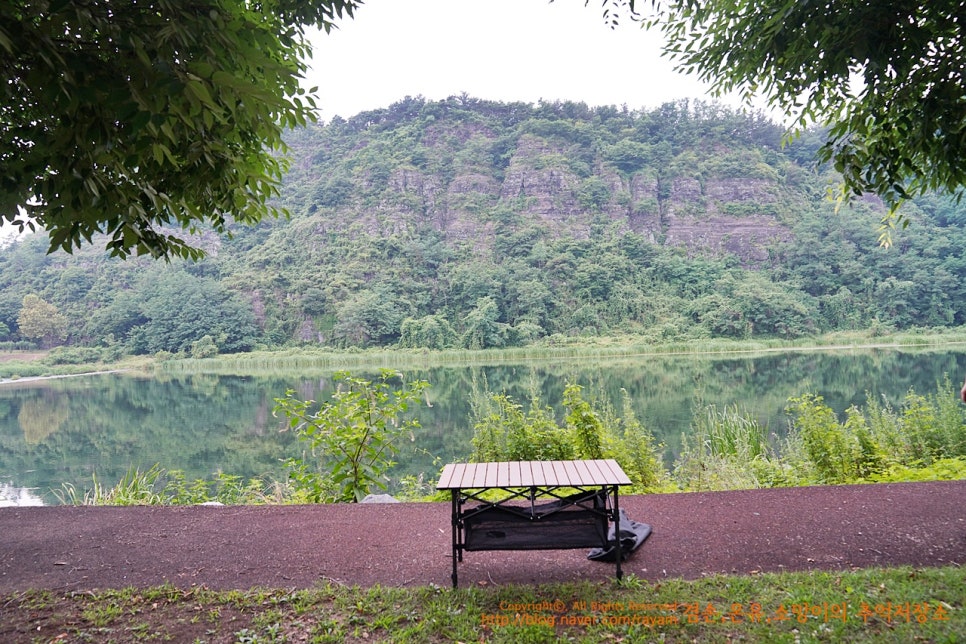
[{"left": 2, "top": 98, "right": 965, "bottom": 356}]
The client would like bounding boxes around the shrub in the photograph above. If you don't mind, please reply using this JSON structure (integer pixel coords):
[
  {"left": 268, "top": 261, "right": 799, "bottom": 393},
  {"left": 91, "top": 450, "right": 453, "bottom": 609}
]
[
  {"left": 44, "top": 346, "right": 105, "bottom": 365},
  {"left": 867, "top": 457, "right": 966, "bottom": 483},
  {"left": 190, "top": 335, "right": 219, "bottom": 359},
  {"left": 469, "top": 383, "right": 668, "bottom": 492},
  {"left": 599, "top": 388, "right": 668, "bottom": 492},
  {"left": 564, "top": 384, "right": 604, "bottom": 459},
  {"left": 470, "top": 393, "right": 574, "bottom": 462},
  {"left": 928, "top": 376, "right": 966, "bottom": 457},
  {"left": 273, "top": 370, "right": 430, "bottom": 502},
  {"left": 399, "top": 315, "right": 458, "bottom": 350},
  {"left": 783, "top": 380, "right": 966, "bottom": 483},
  {"left": 786, "top": 394, "right": 857, "bottom": 483}
]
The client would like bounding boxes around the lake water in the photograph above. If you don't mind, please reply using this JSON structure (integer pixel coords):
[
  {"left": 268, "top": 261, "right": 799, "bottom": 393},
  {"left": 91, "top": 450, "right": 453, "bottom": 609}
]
[{"left": 3, "top": 346, "right": 966, "bottom": 505}]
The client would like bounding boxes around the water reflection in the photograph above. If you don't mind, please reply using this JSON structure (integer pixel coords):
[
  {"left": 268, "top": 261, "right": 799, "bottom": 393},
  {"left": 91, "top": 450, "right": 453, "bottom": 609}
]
[
  {"left": 2, "top": 347, "right": 965, "bottom": 504},
  {"left": 0, "top": 481, "right": 44, "bottom": 507}
]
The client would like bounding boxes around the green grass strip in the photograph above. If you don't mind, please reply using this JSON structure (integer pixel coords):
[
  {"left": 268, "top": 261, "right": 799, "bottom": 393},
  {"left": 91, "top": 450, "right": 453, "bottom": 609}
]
[{"left": 4, "top": 565, "right": 961, "bottom": 643}]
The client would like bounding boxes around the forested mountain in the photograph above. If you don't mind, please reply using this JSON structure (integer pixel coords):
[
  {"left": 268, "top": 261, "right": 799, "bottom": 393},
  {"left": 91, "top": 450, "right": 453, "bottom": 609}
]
[{"left": 2, "top": 96, "right": 966, "bottom": 355}]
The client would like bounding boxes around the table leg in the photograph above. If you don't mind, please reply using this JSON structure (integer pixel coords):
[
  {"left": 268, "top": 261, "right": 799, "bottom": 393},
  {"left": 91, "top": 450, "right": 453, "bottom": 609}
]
[
  {"left": 451, "top": 489, "right": 460, "bottom": 587},
  {"left": 613, "top": 485, "right": 623, "bottom": 581}
]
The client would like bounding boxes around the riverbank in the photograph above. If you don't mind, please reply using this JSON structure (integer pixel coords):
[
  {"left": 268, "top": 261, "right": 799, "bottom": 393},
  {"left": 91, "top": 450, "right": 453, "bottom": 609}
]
[
  {"left": 0, "top": 350, "right": 151, "bottom": 382},
  {"left": 5, "top": 328, "right": 966, "bottom": 380},
  {"left": 0, "top": 369, "right": 131, "bottom": 386}
]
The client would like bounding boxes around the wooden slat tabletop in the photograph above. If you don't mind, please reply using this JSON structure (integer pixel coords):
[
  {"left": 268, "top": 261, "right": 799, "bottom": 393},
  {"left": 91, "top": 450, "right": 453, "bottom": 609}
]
[{"left": 436, "top": 459, "right": 631, "bottom": 489}]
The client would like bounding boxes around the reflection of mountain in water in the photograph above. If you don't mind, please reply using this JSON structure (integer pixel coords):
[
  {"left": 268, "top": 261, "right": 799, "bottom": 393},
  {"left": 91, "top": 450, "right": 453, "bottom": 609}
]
[{"left": 0, "top": 481, "right": 44, "bottom": 507}]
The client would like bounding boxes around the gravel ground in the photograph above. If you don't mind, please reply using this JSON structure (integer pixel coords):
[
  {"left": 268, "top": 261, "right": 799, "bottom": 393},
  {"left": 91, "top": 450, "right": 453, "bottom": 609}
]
[{"left": 1, "top": 481, "right": 964, "bottom": 591}]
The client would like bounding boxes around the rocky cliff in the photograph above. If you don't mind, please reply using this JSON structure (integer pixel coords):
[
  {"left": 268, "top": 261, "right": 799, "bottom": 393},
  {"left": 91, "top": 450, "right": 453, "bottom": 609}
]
[{"left": 285, "top": 97, "right": 811, "bottom": 267}]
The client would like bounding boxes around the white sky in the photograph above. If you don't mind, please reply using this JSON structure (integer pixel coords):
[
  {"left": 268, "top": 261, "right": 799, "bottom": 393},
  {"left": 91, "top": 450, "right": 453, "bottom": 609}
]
[{"left": 304, "top": 0, "right": 762, "bottom": 121}]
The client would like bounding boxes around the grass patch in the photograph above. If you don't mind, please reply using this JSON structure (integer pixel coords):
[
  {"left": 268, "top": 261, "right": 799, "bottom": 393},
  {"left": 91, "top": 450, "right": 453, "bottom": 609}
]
[{"left": 2, "top": 566, "right": 962, "bottom": 643}]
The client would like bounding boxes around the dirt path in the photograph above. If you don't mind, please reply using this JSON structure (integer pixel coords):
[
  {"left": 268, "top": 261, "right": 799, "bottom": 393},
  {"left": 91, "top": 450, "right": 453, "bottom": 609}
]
[
  {"left": 0, "top": 351, "right": 47, "bottom": 364},
  {"left": 1, "top": 481, "right": 964, "bottom": 591}
]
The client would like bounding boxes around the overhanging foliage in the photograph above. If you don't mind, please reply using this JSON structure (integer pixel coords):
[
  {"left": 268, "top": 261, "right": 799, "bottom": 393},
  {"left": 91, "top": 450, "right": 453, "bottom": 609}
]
[
  {"left": 606, "top": 0, "right": 966, "bottom": 235},
  {"left": 0, "top": 0, "right": 359, "bottom": 259}
]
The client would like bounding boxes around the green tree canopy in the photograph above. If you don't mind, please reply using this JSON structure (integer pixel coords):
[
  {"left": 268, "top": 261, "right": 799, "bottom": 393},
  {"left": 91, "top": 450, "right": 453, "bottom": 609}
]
[
  {"left": 17, "top": 294, "right": 68, "bottom": 347},
  {"left": 122, "top": 272, "right": 260, "bottom": 355},
  {"left": 626, "top": 0, "right": 966, "bottom": 229},
  {"left": 1, "top": 0, "right": 359, "bottom": 260}
]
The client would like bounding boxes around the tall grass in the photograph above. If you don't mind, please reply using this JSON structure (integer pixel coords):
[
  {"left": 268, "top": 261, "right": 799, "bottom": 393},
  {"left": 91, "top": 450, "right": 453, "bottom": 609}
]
[
  {"left": 673, "top": 376, "right": 966, "bottom": 491},
  {"left": 54, "top": 464, "right": 166, "bottom": 505},
  {"left": 692, "top": 403, "right": 769, "bottom": 460},
  {"left": 468, "top": 381, "right": 669, "bottom": 492},
  {"left": 153, "top": 329, "right": 966, "bottom": 376},
  {"left": 54, "top": 465, "right": 283, "bottom": 506},
  {"left": 673, "top": 404, "right": 783, "bottom": 491}
]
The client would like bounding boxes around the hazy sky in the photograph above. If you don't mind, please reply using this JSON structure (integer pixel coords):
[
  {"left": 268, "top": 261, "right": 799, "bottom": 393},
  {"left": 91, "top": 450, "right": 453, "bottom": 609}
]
[{"left": 304, "top": 0, "right": 755, "bottom": 121}]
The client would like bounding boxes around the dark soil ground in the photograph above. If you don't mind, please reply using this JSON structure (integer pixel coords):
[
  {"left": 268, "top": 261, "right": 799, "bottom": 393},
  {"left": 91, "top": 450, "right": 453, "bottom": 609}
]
[{"left": 2, "top": 480, "right": 964, "bottom": 592}]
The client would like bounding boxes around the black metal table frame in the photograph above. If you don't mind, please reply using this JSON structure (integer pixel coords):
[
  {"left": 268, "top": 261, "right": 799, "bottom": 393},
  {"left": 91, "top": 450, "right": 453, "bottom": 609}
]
[{"left": 447, "top": 482, "right": 624, "bottom": 588}]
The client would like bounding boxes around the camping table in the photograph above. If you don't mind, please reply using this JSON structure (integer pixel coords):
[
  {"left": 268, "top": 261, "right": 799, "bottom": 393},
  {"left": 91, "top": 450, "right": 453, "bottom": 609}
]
[{"left": 436, "top": 459, "right": 632, "bottom": 587}]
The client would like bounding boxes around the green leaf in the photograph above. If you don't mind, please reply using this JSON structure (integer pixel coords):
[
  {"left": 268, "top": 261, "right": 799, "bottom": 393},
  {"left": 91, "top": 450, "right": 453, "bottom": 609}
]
[{"left": 2, "top": 0, "right": 364, "bottom": 259}]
